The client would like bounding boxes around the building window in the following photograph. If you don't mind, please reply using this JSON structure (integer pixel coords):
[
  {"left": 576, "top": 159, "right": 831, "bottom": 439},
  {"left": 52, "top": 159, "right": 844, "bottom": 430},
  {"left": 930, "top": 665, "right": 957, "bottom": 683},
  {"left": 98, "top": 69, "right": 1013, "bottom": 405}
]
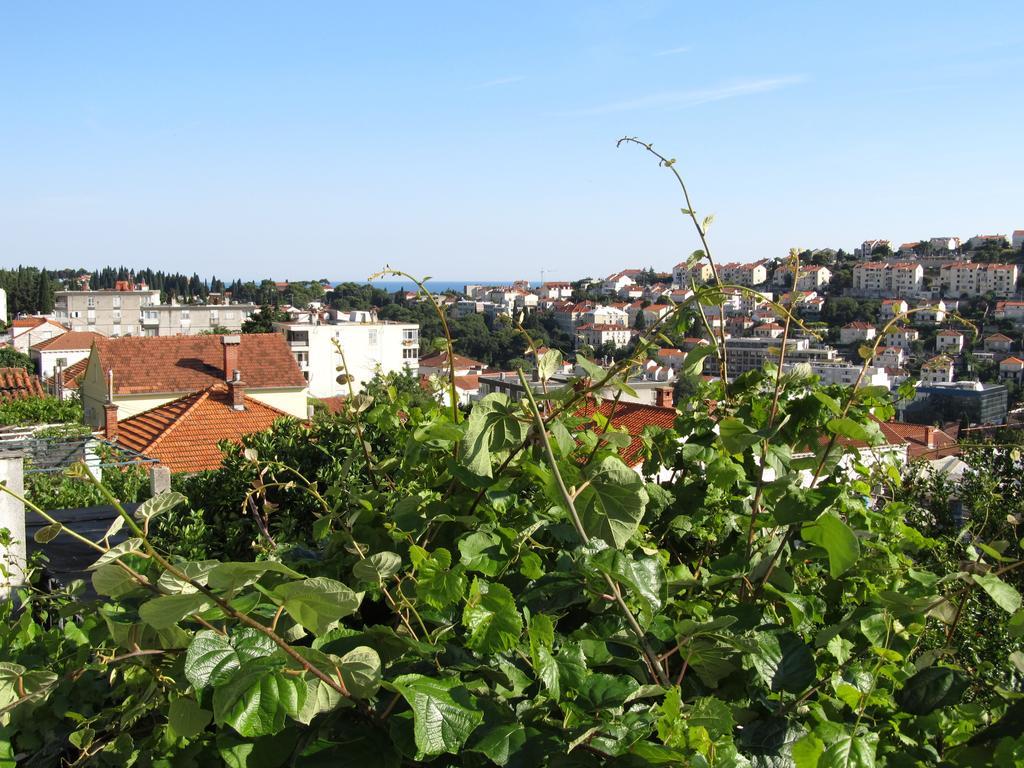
[
  {"left": 368, "top": 329, "right": 378, "bottom": 345},
  {"left": 87, "top": 297, "right": 95, "bottom": 308},
  {"left": 112, "top": 296, "right": 121, "bottom": 308},
  {"left": 55, "top": 357, "right": 68, "bottom": 367},
  {"left": 403, "top": 348, "right": 417, "bottom": 359}
]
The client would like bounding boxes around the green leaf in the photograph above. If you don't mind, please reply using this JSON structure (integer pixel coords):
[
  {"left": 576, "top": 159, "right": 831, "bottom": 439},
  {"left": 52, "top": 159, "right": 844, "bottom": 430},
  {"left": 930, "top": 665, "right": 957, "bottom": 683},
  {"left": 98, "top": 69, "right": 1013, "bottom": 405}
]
[
  {"left": 352, "top": 552, "right": 402, "bottom": 586},
  {"left": 971, "top": 573, "right": 1022, "bottom": 613},
  {"left": 578, "top": 455, "right": 649, "bottom": 549},
  {"left": 135, "top": 491, "right": 187, "bottom": 522},
  {"left": 792, "top": 732, "right": 825, "bottom": 768},
  {"left": 827, "top": 417, "right": 870, "bottom": 442},
  {"left": 687, "top": 696, "right": 734, "bottom": 739},
  {"left": 206, "top": 561, "right": 304, "bottom": 592},
  {"left": 212, "top": 658, "right": 306, "bottom": 737},
  {"left": 138, "top": 592, "right": 213, "bottom": 630},
  {"left": 576, "top": 357, "right": 605, "bottom": 380},
  {"left": 537, "top": 348, "right": 563, "bottom": 382},
  {"left": 718, "top": 417, "right": 761, "bottom": 454},
  {"left": 88, "top": 537, "right": 145, "bottom": 570},
  {"left": 749, "top": 632, "right": 816, "bottom": 693},
  {"left": 706, "top": 456, "right": 744, "bottom": 489},
  {"left": 339, "top": 646, "right": 381, "bottom": 699},
  {"left": 462, "top": 578, "right": 522, "bottom": 655},
  {"left": 458, "top": 532, "right": 504, "bottom": 577},
  {"left": 896, "top": 666, "right": 966, "bottom": 715},
  {"left": 273, "top": 577, "right": 362, "bottom": 635},
  {"left": 819, "top": 734, "right": 876, "bottom": 768},
  {"left": 33, "top": 522, "right": 61, "bottom": 544},
  {"left": 92, "top": 563, "right": 144, "bottom": 598},
  {"left": 802, "top": 511, "right": 860, "bottom": 578},
  {"left": 1009, "top": 609, "right": 1024, "bottom": 638},
  {"left": 416, "top": 548, "right": 467, "bottom": 609},
  {"left": 470, "top": 723, "right": 527, "bottom": 766},
  {"left": 185, "top": 629, "right": 277, "bottom": 690},
  {"left": 168, "top": 696, "right": 212, "bottom": 740},
  {"left": 390, "top": 674, "right": 484, "bottom": 757}
]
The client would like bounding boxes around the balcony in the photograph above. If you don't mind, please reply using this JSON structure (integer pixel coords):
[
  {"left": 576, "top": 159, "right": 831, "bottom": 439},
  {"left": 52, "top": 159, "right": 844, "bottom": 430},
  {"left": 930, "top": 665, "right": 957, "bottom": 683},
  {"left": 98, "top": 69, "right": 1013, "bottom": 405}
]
[{"left": 141, "top": 315, "right": 159, "bottom": 326}]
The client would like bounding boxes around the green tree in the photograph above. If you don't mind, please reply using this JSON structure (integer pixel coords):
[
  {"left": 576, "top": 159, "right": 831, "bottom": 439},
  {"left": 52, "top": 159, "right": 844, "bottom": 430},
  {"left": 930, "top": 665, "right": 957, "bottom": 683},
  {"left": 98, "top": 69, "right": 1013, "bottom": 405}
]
[{"left": 0, "top": 347, "right": 34, "bottom": 370}]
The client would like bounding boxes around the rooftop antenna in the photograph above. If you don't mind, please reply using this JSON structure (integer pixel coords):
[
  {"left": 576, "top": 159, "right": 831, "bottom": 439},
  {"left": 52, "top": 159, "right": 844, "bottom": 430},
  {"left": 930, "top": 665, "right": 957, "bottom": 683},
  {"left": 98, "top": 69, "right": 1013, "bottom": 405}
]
[{"left": 540, "top": 268, "right": 556, "bottom": 285}]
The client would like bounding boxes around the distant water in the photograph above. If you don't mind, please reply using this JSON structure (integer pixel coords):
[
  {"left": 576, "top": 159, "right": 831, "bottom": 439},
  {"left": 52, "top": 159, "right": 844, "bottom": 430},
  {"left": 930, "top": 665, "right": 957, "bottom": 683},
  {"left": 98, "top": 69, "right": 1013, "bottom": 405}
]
[{"left": 335, "top": 280, "right": 540, "bottom": 294}]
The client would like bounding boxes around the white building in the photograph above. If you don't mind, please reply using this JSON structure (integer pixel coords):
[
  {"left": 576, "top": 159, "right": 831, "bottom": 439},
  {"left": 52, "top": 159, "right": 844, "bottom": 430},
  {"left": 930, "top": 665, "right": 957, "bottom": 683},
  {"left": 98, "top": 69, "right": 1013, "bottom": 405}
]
[
  {"left": 873, "top": 346, "right": 907, "bottom": 369},
  {"left": 29, "top": 331, "right": 104, "bottom": 380},
  {"left": 939, "top": 262, "right": 1018, "bottom": 298},
  {"left": 540, "top": 282, "right": 573, "bottom": 301},
  {"left": 882, "top": 326, "right": 920, "bottom": 350},
  {"left": 719, "top": 261, "right": 769, "bottom": 287},
  {"left": 995, "top": 301, "right": 1024, "bottom": 322},
  {"left": 602, "top": 271, "right": 640, "bottom": 295},
  {"left": 577, "top": 323, "right": 632, "bottom": 350},
  {"left": 968, "top": 234, "right": 1009, "bottom": 250},
  {"left": 935, "top": 330, "right": 965, "bottom": 354},
  {"left": 0, "top": 288, "right": 6, "bottom": 325},
  {"left": 1013, "top": 230, "right": 1024, "bottom": 250},
  {"left": 920, "top": 355, "right": 955, "bottom": 385},
  {"left": 583, "top": 306, "right": 630, "bottom": 328},
  {"left": 275, "top": 318, "right": 419, "bottom": 397},
  {"left": 672, "top": 260, "right": 713, "bottom": 288},
  {"left": 879, "top": 299, "right": 908, "bottom": 323},
  {"left": 852, "top": 262, "right": 924, "bottom": 296},
  {"left": 10, "top": 317, "right": 67, "bottom": 353},
  {"left": 856, "top": 239, "right": 891, "bottom": 259},
  {"left": 913, "top": 300, "right": 947, "bottom": 325},
  {"left": 839, "top": 322, "right": 877, "bottom": 345},
  {"left": 783, "top": 360, "right": 890, "bottom": 389}
]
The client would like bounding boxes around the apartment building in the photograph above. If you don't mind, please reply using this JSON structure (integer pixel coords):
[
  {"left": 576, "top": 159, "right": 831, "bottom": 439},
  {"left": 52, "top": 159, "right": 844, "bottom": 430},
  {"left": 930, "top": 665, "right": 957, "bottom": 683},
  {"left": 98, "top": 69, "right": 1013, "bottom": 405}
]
[
  {"left": 782, "top": 360, "right": 890, "bottom": 389},
  {"left": 879, "top": 299, "right": 908, "bottom": 323},
  {"left": 935, "top": 330, "right": 965, "bottom": 354},
  {"left": 851, "top": 262, "right": 924, "bottom": 296},
  {"left": 856, "top": 239, "right": 891, "bottom": 259},
  {"left": 882, "top": 326, "right": 920, "bottom": 350},
  {"left": 577, "top": 323, "right": 632, "bottom": 350},
  {"left": 995, "top": 301, "right": 1024, "bottom": 322},
  {"left": 55, "top": 281, "right": 257, "bottom": 336},
  {"left": 921, "top": 355, "right": 955, "bottom": 385},
  {"left": 274, "top": 316, "right": 419, "bottom": 397},
  {"left": 540, "top": 282, "right": 573, "bottom": 300},
  {"left": 939, "top": 262, "right": 1018, "bottom": 298},
  {"left": 719, "top": 260, "right": 768, "bottom": 287},
  {"left": 839, "top": 322, "right": 876, "bottom": 345},
  {"left": 672, "top": 260, "right": 713, "bottom": 288}
]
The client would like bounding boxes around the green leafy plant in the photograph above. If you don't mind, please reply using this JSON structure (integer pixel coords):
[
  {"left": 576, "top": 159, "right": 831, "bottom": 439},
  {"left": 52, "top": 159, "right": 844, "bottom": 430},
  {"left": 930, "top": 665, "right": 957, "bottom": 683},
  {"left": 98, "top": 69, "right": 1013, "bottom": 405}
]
[{"left": 1, "top": 143, "right": 1022, "bottom": 766}]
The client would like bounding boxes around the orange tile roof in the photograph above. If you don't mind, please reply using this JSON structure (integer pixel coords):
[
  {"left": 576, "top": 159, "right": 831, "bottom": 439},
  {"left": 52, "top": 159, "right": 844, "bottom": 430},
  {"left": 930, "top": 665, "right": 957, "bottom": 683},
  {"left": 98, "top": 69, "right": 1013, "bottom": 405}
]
[
  {"left": 882, "top": 422, "right": 959, "bottom": 460},
  {"left": 45, "top": 357, "right": 90, "bottom": 391},
  {"left": 94, "top": 334, "right": 305, "bottom": 394},
  {"left": 31, "top": 331, "right": 106, "bottom": 352},
  {"left": 0, "top": 368, "right": 44, "bottom": 401},
  {"left": 575, "top": 399, "right": 677, "bottom": 467},
  {"left": 114, "top": 384, "right": 296, "bottom": 473},
  {"left": 418, "top": 351, "right": 485, "bottom": 370},
  {"left": 317, "top": 395, "right": 347, "bottom": 415}
]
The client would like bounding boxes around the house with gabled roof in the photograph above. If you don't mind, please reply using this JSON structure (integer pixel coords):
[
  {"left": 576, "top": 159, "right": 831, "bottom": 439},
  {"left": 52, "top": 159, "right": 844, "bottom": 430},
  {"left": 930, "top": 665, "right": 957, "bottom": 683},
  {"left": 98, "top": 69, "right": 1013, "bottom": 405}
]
[
  {"left": 10, "top": 317, "right": 68, "bottom": 354},
  {"left": 78, "top": 333, "right": 308, "bottom": 429},
  {"left": 107, "top": 382, "right": 297, "bottom": 473},
  {"left": 29, "top": 331, "right": 106, "bottom": 380}
]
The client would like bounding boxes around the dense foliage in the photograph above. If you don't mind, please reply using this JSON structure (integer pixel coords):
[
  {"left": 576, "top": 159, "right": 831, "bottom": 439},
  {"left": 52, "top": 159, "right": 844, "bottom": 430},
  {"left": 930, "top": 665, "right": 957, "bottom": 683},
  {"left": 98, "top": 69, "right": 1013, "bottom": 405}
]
[
  {"left": 0, "top": 396, "right": 83, "bottom": 427},
  {"left": 0, "top": 349, "right": 34, "bottom": 372},
  {"left": 3, "top": 146, "right": 1023, "bottom": 764},
  {"left": 3, "top": 326, "right": 1023, "bottom": 765}
]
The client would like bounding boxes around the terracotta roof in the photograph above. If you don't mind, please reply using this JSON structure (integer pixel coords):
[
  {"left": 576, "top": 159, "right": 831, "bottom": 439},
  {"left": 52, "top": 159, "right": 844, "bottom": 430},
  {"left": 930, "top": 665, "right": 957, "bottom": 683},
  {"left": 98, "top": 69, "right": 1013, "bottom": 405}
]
[
  {"left": 0, "top": 368, "right": 44, "bottom": 401},
  {"left": 317, "top": 395, "right": 347, "bottom": 415},
  {"left": 922, "top": 355, "right": 953, "bottom": 369},
  {"left": 986, "top": 333, "right": 1012, "bottom": 342},
  {"left": 11, "top": 317, "right": 67, "bottom": 337},
  {"left": 454, "top": 375, "right": 480, "bottom": 391},
  {"left": 114, "top": 384, "right": 296, "bottom": 473},
  {"left": 1000, "top": 357, "right": 1024, "bottom": 367},
  {"left": 418, "top": 351, "right": 485, "bottom": 370},
  {"left": 45, "top": 357, "right": 90, "bottom": 391},
  {"left": 93, "top": 334, "right": 305, "bottom": 395},
  {"left": 882, "top": 422, "right": 959, "bottom": 460},
  {"left": 31, "top": 331, "right": 106, "bottom": 353},
  {"left": 843, "top": 321, "right": 875, "bottom": 329},
  {"left": 658, "top": 348, "right": 684, "bottom": 357},
  {"left": 575, "top": 399, "right": 677, "bottom": 467}
]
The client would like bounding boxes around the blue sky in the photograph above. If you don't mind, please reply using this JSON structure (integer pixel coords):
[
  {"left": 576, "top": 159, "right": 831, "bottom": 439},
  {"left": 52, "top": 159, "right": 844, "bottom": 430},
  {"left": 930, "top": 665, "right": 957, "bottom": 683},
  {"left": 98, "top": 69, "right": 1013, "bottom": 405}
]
[{"left": 2, "top": 2, "right": 1022, "bottom": 281}]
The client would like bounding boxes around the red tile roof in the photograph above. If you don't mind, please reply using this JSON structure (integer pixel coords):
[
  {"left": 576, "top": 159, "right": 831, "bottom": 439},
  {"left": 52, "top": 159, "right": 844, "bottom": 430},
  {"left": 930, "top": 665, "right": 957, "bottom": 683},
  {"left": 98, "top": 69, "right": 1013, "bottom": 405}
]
[
  {"left": 31, "top": 331, "right": 106, "bottom": 352},
  {"left": 114, "top": 384, "right": 296, "bottom": 472},
  {"left": 93, "top": 334, "right": 305, "bottom": 395},
  {"left": 317, "top": 395, "right": 347, "bottom": 415},
  {"left": 45, "top": 357, "right": 90, "bottom": 391},
  {"left": 575, "top": 399, "right": 677, "bottom": 467},
  {"left": 418, "top": 351, "right": 485, "bottom": 370},
  {"left": 882, "top": 422, "right": 959, "bottom": 460},
  {"left": 0, "top": 368, "right": 44, "bottom": 401}
]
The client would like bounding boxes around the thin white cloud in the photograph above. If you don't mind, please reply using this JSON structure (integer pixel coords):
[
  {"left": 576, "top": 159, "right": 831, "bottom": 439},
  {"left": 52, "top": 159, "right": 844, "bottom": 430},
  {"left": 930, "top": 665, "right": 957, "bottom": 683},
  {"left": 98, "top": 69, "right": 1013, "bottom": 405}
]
[
  {"left": 469, "top": 75, "right": 525, "bottom": 90},
  {"left": 572, "top": 75, "right": 806, "bottom": 115},
  {"left": 654, "top": 46, "right": 690, "bottom": 57}
]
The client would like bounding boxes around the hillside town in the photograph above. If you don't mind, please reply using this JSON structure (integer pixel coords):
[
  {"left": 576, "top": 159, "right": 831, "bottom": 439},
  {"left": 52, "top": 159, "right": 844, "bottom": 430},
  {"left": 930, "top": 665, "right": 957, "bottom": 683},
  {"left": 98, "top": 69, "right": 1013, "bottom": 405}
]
[{"left": 1, "top": 228, "right": 1023, "bottom": 475}]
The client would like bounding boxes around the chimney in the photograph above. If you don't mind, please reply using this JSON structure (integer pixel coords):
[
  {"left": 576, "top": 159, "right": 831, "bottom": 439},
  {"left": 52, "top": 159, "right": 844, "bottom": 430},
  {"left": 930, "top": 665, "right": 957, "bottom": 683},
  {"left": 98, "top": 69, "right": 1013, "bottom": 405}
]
[
  {"left": 924, "top": 426, "right": 935, "bottom": 449},
  {"left": 221, "top": 335, "right": 241, "bottom": 381},
  {"left": 103, "top": 402, "right": 118, "bottom": 440},
  {"left": 655, "top": 387, "right": 674, "bottom": 409},
  {"left": 227, "top": 369, "right": 246, "bottom": 411}
]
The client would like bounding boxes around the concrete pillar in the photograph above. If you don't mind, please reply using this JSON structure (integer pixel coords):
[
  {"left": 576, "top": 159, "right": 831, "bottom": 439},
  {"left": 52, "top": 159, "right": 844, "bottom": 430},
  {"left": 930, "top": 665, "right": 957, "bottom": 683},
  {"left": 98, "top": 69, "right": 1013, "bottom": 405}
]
[
  {"left": 0, "top": 452, "right": 27, "bottom": 596},
  {"left": 149, "top": 465, "right": 171, "bottom": 496}
]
